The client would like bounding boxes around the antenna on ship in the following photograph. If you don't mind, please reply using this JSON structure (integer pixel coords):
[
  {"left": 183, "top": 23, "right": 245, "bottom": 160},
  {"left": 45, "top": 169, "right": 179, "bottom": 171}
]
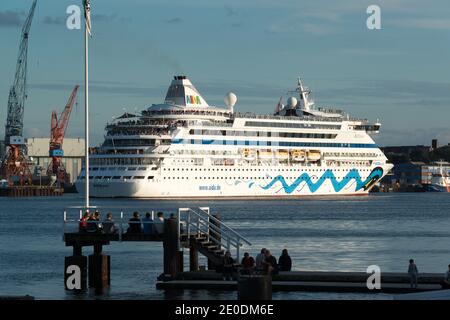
[{"left": 297, "top": 77, "right": 314, "bottom": 111}]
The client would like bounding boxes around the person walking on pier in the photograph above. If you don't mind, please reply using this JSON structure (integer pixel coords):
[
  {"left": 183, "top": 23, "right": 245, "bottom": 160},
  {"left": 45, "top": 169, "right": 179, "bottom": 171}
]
[
  {"left": 440, "top": 264, "right": 450, "bottom": 289},
  {"left": 142, "top": 212, "right": 154, "bottom": 235},
  {"left": 127, "top": 212, "right": 142, "bottom": 234},
  {"left": 278, "top": 249, "right": 292, "bottom": 272},
  {"left": 408, "top": 259, "right": 419, "bottom": 288}
]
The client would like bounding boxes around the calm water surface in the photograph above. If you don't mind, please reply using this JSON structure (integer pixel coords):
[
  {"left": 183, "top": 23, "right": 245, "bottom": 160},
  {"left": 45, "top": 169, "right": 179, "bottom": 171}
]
[{"left": 0, "top": 193, "right": 449, "bottom": 300}]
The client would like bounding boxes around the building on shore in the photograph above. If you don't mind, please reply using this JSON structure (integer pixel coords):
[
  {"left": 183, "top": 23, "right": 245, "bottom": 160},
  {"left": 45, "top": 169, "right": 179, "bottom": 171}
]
[
  {"left": 379, "top": 140, "right": 450, "bottom": 192},
  {"left": 26, "top": 137, "right": 85, "bottom": 184}
]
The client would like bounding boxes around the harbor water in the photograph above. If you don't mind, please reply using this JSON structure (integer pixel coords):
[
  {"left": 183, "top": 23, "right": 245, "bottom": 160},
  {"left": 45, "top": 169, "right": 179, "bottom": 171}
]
[{"left": 0, "top": 193, "right": 449, "bottom": 300}]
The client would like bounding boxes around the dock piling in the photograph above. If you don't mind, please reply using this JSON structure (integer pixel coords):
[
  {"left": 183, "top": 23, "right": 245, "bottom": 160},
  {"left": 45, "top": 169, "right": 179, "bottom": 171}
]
[
  {"left": 189, "top": 244, "right": 199, "bottom": 272},
  {"left": 237, "top": 275, "right": 272, "bottom": 300},
  {"left": 163, "top": 217, "right": 183, "bottom": 279}
]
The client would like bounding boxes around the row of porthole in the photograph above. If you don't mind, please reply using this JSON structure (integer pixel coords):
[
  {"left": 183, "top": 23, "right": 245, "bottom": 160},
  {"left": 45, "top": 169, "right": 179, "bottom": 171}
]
[
  {"left": 162, "top": 168, "right": 373, "bottom": 172},
  {"left": 162, "top": 176, "right": 367, "bottom": 180}
]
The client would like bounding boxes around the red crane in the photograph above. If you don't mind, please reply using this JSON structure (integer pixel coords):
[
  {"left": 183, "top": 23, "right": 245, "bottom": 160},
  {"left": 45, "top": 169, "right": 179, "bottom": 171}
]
[{"left": 48, "top": 85, "right": 79, "bottom": 185}]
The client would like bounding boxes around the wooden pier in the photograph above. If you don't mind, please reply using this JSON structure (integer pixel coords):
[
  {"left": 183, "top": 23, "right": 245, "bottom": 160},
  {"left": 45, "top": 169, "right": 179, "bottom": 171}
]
[
  {"left": 156, "top": 270, "right": 444, "bottom": 294},
  {"left": 63, "top": 207, "right": 447, "bottom": 297}
]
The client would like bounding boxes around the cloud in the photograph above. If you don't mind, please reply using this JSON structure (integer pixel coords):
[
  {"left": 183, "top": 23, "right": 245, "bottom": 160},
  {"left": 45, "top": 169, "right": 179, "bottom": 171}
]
[
  {"left": 43, "top": 16, "right": 65, "bottom": 25},
  {"left": 0, "top": 10, "right": 24, "bottom": 27},
  {"left": 93, "top": 13, "right": 119, "bottom": 23},
  {"left": 225, "top": 6, "right": 238, "bottom": 17},
  {"left": 390, "top": 18, "right": 450, "bottom": 30},
  {"left": 165, "top": 17, "right": 183, "bottom": 24},
  {"left": 28, "top": 82, "right": 164, "bottom": 98}
]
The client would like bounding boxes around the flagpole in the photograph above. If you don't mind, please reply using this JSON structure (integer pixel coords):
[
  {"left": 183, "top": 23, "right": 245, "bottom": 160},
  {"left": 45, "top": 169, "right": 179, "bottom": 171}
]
[{"left": 84, "top": 11, "right": 89, "bottom": 210}]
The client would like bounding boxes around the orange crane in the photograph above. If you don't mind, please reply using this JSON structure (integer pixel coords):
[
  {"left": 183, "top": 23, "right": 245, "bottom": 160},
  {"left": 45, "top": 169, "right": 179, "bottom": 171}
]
[{"left": 48, "top": 85, "right": 79, "bottom": 186}]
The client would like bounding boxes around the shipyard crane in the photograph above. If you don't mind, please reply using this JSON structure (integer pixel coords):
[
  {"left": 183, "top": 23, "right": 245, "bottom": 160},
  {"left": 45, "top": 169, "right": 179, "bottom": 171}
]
[
  {"left": 48, "top": 85, "right": 79, "bottom": 186},
  {"left": 1, "top": 0, "right": 37, "bottom": 186}
]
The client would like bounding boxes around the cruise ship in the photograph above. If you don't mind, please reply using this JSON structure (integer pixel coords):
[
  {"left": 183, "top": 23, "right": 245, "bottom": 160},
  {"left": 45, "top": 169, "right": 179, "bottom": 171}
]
[{"left": 76, "top": 76, "right": 393, "bottom": 198}]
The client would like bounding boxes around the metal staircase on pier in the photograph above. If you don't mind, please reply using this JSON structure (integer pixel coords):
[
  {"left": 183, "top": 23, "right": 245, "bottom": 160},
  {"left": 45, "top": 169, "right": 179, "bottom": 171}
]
[{"left": 177, "top": 207, "right": 251, "bottom": 266}]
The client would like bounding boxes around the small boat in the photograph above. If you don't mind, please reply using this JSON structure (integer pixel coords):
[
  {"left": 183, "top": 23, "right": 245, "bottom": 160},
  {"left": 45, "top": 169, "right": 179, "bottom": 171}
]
[{"left": 427, "top": 164, "right": 450, "bottom": 192}]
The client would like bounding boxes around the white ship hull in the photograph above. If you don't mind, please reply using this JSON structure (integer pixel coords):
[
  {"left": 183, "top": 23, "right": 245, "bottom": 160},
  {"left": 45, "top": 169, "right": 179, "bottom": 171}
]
[{"left": 76, "top": 164, "right": 392, "bottom": 198}]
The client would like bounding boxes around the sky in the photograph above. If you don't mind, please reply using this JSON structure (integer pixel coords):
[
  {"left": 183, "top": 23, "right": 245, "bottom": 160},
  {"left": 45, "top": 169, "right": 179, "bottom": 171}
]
[{"left": 1, "top": 0, "right": 450, "bottom": 147}]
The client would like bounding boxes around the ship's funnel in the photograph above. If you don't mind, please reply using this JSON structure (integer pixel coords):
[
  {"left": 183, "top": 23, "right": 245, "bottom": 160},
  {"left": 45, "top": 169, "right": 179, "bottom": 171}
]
[{"left": 164, "top": 75, "right": 209, "bottom": 108}]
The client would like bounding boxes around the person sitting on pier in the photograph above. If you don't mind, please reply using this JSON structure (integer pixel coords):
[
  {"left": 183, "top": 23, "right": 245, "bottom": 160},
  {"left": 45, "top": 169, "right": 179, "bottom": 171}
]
[
  {"left": 440, "top": 264, "right": 450, "bottom": 289},
  {"left": 142, "top": 212, "right": 154, "bottom": 235},
  {"left": 154, "top": 212, "right": 165, "bottom": 235},
  {"left": 255, "top": 248, "right": 266, "bottom": 272},
  {"left": 87, "top": 211, "right": 102, "bottom": 233},
  {"left": 240, "top": 252, "right": 255, "bottom": 275},
  {"left": 222, "top": 251, "right": 235, "bottom": 281},
  {"left": 408, "top": 259, "right": 419, "bottom": 289},
  {"left": 263, "top": 250, "right": 278, "bottom": 276},
  {"left": 278, "top": 249, "right": 292, "bottom": 272},
  {"left": 127, "top": 211, "right": 142, "bottom": 234},
  {"left": 103, "top": 213, "right": 117, "bottom": 234},
  {"left": 79, "top": 212, "right": 89, "bottom": 233}
]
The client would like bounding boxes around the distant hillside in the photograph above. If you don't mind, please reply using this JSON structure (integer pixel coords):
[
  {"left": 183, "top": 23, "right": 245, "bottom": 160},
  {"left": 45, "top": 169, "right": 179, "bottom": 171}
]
[{"left": 384, "top": 145, "right": 450, "bottom": 164}]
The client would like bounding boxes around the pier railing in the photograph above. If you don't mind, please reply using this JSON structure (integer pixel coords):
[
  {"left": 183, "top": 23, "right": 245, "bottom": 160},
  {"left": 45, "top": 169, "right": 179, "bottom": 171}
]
[
  {"left": 178, "top": 207, "right": 251, "bottom": 261},
  {"left": 62, "top": 209, "right": 160, "bottom": 242}
]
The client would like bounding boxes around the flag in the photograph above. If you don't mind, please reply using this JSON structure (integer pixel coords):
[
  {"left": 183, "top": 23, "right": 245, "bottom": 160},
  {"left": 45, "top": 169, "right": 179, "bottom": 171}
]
[{"left": 83, "top": 0, "right": 92, "bottom": 36}]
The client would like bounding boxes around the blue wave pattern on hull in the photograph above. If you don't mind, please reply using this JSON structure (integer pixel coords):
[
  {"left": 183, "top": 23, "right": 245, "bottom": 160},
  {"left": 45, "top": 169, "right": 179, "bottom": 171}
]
[{"left": 258, "top": 167, "right": 384, "bottom": 194}]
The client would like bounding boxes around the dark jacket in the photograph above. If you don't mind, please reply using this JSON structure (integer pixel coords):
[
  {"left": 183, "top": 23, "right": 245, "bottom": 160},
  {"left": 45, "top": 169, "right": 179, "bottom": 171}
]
[
  {"left": 128, "top": 218, "right": 142, "bottom": 234},
  {"left": 278, "top": 254, "right": 292, "bottom": 271},
  {"left": 264, "top": 255, "right": 278, "bottom": 275}
]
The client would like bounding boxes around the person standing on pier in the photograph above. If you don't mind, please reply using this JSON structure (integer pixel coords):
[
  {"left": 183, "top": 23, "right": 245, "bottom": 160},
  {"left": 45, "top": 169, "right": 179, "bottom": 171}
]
[
  {"left": 278, "top": 249, "right": 292, "bottom": 272},
  {"left": 440, "top": 264, "right": 450, "bottom": 289},
  {"left": 408, "top": 259, "right": 419, "bottom": 288}
]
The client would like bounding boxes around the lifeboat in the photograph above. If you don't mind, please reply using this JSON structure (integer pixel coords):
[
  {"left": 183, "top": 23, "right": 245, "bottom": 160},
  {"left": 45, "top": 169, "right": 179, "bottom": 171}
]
[
  {"left": 258, "top": 150, "right": 273, "bottom": 158},
  {"left": 242, "top": 148, "right": 256, "bottom": 161},
  {"left": 307, "top": 150, "right": 321, "bottom": 161},
  {"left": 291, "top": 150, "right": 306, "bottom": 162},
  {"left": 274, "top": 150, "right": 289, "bottom": 160}
]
